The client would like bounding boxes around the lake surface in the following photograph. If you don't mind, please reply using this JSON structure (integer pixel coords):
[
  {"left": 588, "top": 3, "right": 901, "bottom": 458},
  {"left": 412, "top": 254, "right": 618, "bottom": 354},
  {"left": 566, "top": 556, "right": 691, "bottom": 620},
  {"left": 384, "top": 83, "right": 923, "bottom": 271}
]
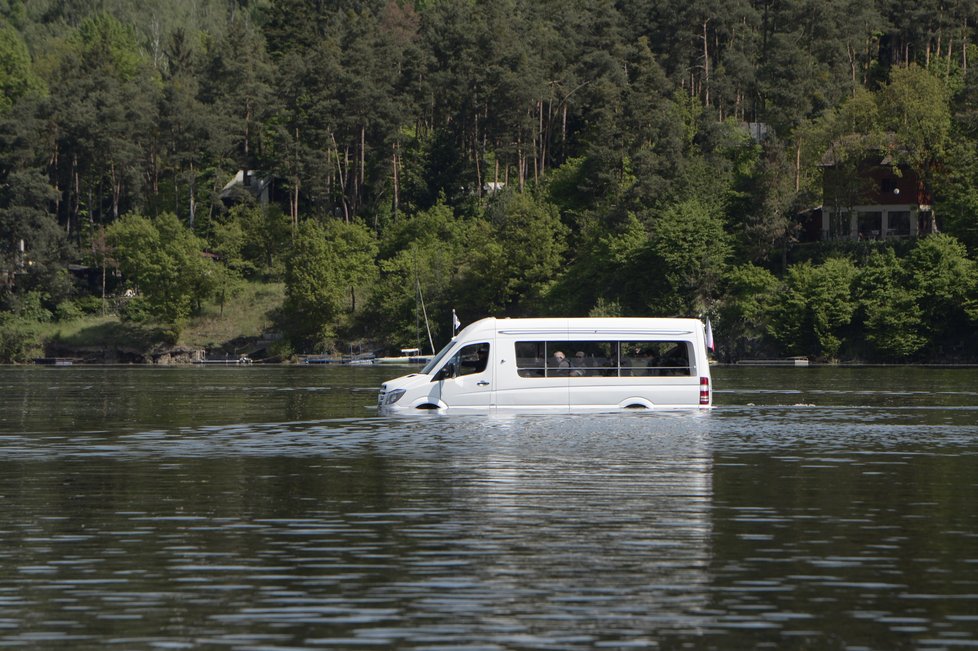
[{"left": 1, "top": 364, "right": 977, "bottom": 650}]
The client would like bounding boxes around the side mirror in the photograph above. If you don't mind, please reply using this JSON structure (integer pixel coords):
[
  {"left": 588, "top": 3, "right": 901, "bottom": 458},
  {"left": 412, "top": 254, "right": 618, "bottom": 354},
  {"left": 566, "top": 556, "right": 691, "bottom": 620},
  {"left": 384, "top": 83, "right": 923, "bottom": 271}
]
[{"left": 436, "top": 363, "right": 455, "bottom": 380}]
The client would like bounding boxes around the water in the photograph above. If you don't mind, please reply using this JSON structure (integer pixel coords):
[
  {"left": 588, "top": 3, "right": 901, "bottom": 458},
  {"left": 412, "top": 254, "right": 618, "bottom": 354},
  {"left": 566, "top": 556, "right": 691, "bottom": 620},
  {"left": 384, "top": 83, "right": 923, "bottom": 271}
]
[{"left": 1, "top": 364, "right": 977, "bottom": 649}]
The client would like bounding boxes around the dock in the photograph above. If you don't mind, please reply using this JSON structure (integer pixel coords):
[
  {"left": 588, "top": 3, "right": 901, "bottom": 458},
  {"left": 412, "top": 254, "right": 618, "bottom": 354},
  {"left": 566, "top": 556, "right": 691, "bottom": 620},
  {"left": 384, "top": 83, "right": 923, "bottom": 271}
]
[
  {"left": 736, "top": 357, "right": 810, "bottom": 367},
  {"left": 33, "top": 357, "right": 75, "bottom": 366}
]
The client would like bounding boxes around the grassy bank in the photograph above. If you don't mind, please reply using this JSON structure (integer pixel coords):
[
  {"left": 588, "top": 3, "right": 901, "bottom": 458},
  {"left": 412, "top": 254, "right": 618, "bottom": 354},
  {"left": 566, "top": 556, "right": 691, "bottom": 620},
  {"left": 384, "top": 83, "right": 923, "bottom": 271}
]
[
  {"left": 178, "top": 282, "right": 284, "bottom": 352},
  {"left": 2, "top": 282, "right": 286, "bottom": 364}
]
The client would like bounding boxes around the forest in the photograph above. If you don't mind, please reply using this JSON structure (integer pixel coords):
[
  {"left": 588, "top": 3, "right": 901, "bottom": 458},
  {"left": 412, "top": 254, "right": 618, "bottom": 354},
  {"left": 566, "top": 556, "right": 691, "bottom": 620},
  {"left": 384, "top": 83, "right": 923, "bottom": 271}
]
[{"left": 2, "top": 0, "right": 978, "bottom": 363}]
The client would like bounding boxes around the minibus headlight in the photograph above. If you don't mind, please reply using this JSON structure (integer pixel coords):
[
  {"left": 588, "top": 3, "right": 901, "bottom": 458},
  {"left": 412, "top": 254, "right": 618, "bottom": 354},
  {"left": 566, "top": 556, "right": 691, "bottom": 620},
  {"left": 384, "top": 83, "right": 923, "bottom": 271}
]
[{"left": 384, "top": 388, "right": 406, "bottom": 405}]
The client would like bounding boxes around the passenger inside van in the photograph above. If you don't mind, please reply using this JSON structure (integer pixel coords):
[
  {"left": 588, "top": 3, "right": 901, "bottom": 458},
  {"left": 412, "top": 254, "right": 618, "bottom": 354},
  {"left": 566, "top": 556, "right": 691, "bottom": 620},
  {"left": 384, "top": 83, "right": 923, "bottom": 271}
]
[
  {"left": 550, "top": 350, "right": 570, "bottom": 376},
  {"left": 570, "top": 351, "right": 587, "bottom": 376}
]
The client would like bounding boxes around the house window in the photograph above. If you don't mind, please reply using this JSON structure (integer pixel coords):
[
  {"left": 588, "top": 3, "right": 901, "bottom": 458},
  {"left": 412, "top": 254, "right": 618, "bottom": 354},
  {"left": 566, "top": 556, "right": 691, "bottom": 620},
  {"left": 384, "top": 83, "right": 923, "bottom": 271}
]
[
  {"left": 887, "top": 211, "right": 911, "bottom": 237},
  {"left": 827, "top": 209, "right": 850, "bottom": 239},
  {"left": 857, "top": 211, "right": 882, "bottom": 239}
]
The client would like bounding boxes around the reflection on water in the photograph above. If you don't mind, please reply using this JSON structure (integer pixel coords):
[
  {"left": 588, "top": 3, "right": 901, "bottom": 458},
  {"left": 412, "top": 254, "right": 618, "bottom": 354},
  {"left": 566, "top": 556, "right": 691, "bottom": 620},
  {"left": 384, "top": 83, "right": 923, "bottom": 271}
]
[{"left": 1, "top": 365, "right": 977, "bottom": 649}]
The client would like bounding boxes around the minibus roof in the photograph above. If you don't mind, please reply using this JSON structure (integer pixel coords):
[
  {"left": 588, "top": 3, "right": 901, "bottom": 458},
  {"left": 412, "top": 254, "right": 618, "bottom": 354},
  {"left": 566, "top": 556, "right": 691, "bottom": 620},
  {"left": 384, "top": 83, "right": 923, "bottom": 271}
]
[{"left": 456, "top": 317, "right": 703, "bottom": 339}]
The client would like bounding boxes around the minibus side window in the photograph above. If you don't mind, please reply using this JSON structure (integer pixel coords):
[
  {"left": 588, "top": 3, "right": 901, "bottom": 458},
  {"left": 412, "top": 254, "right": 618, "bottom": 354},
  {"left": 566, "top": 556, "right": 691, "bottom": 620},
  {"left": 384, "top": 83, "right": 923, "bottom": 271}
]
[
  {"left": 621, "top": 341, "right": 691, "bottom": 376},
  {"left": 515, "top": 339, "right": 693, "bottom": 377},
  {"left": 565, "top": 341, "right": 618, "bottom": 377},
  {"left": 515, "top": 342, "right": 546, "bottom": 377},
  {"left": 457, "top": 342, "right": 490, "bottom": 376},
  {"left": 657, "top": 342, "right": 691, "bottom": 375}
]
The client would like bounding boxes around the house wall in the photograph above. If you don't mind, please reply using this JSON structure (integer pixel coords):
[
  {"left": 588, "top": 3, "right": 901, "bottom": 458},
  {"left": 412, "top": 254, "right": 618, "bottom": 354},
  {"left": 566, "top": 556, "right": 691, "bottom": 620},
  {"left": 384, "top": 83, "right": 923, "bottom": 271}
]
[
  {"left": 819, "top": 160, "right": 930, "bottom": 240},
  {"left": 860, "top": 165, "right": 923, "bottom": 205}
]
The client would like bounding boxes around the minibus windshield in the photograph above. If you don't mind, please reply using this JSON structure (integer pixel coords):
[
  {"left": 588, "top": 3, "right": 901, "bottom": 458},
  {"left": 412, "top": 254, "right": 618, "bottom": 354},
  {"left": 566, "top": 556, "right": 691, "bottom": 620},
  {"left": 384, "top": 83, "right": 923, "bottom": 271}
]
[{"left": 421, "top": 340, "right": 456, "bottom": 374}]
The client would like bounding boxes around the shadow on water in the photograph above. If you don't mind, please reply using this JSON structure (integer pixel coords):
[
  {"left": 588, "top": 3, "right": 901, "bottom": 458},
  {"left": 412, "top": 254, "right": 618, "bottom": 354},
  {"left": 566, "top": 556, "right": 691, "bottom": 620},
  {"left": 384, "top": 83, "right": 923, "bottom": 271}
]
[{"left": 1, "top": 365, "right": 977, "bottom": 649}]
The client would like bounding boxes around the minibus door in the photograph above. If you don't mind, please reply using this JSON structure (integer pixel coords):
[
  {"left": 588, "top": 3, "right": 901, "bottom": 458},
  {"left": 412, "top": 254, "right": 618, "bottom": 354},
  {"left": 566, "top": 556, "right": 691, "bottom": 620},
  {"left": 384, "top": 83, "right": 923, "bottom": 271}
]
[
  {"left": 495, "top": 340, "right": 569, "bottom": 410},
  {"left": 433, "top": 340, "right": 494, "bottom": 409}
]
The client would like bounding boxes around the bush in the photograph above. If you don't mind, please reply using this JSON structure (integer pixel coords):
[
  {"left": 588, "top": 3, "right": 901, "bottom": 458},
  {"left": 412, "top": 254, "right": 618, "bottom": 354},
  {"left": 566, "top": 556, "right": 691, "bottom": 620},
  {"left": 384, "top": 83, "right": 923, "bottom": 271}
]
[
  {"left": 118, "top": 296, "right": 152, "bottom": 322},
  {"left": 54, "top": 300, "right": 84, "bottom": 322},
  {"left": 74, "top": 295, "right": 106, "bottom": 315},
  {"left": 0, "top": 317, "right": 41, "bottom": 363},
  {"left": 12, "top": 291, "right": 52, "bottom": 322}
]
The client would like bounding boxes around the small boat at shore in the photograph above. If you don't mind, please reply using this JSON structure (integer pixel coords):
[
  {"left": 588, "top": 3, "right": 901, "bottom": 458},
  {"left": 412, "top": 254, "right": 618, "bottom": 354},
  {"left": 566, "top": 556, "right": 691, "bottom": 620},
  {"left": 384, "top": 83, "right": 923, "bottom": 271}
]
[{"left": 374, "top": 348, "right": 432, "bottom": 365}]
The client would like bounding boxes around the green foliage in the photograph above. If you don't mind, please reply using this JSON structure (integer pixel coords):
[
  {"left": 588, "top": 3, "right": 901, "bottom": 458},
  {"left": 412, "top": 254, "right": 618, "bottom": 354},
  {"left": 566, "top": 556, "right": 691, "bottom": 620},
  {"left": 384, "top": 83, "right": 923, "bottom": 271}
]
[
  {"left": 106, "top": 212, "right": 214, "bottom": 324},
  {"left": 282, "top": 218, "right": 378, "bottom": 349},
  {"left": 717, "top": 264, "right": 780, "bottom": 361},
  {"left": 208, "top": 205, "right": 288, "bottom": 314},
  {"left": 0, "top": 290, "right": 49, "bottom": 362},
  {"left": 364, "top": 202, "right": 473, "bottom": 349},
  {"left": 282, "top": 220, "right": 343, "bottom": 348},
  {"left": 0, "top": 314, "right": 40, "bottom": 362},
  {"left": 647, "top": 198, "right": 731, "bottom": 315},
  {"left": 854, "top": 248, "right": 926, "bottom": 360},
  {"left": 735, "top": 138, "right": 796, "bottom": 263},
  {"left": 0, "top": 21, "right": 43, "bottom": 111},
  {"left": 905, "top": 234, "right": 977, "bottom": 346},
  {"left": 54, "top": 299, "right": 83, "bottom": 322},
  {"left": 546, "top": 157, "right": 593, "bottom": 216},
  {"left": 479, "top": 190, "right": 568, "bottom": 312},
  {"left": 770, "top": 258, "right": 858, "bottom": 359},
  {"left": 69, "top": 12, "right": 146, "bottom": 80},
  {"left": 322, "top": 219, "right": 378, "bottom": 313},
  {"left": 118, "top": 295, "right": 152, "bottom": 322},
  {"left": 877, "top": 65, "right": 952, "bottom": 177},
  {"left": 0, "top": 97, "right": 67, "bottom": 297},
  {"left": 547, "top": 210, "right": 646, "bottom": 315},
  {"left": 9, "top": 290, "right": 52, "bottom": 322}
]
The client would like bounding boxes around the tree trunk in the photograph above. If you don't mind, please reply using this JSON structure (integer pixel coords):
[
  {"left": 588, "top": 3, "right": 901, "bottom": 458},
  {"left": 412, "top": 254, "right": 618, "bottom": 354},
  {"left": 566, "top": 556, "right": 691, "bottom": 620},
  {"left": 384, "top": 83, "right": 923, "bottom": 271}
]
[
  {"left": 795, "top": 139, "right": 801, "bottom": 193},
  {"left": 562, "top": 103, "right": 567, "bottom": 161},
  {"left": 532, "top": 104, "right": 539, "bottom": 184},
  {"left": 110, "top": 161, "right": 122, "bottom": 221},
  {"left": 847, "top": 40, "right": 857, "bottom": 90},
  {"left": 538, "top": 99, "right": 546, "bottom": 178},
  {"left": 244, "top": 100, "right": 251, "bottom": 159},
  {"left": 392, "top": 143, "right": 400, "bottom": 218},
  {"left": 330, "top": 132, "right": 351, "bottom": 223},
  {"left": 702, "top": 19, "right": 711, "bottom": 106},
  {"left": 70, "top": 157, "right": 80, "bottom": 238},
  {"left": 291, "top": 127, "right": 300, "bottom": 231},
  {"left": 517, "top": 138, "right": 525, "bottom": 192},
  {"left": 292, "top": 180, "right": 300, "bottom": 233},
  {"left": 189, "top": 161, "right": 197, "bottom": 229},
  {"left": 963, "top": 17, "right": 969, "bottom": 76},
  {"left": 345, "top": 146, "right": 352, "bottom": 221},
  {"left": 473, "top": 114, "right": 482, "bottom": 196},
  {"left": 51, "top": 143, "right": 61, "bottom": 227},
  {"left": 947, "top": 38, "right": 954, "bottom": 80}
]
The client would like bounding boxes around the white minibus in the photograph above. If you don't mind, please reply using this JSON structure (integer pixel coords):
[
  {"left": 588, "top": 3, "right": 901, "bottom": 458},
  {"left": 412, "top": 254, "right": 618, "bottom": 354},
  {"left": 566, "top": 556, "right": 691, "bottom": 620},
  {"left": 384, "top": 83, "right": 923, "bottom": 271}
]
[{"left": 378, "top": 317, "right": 713, "bottom": 412}]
